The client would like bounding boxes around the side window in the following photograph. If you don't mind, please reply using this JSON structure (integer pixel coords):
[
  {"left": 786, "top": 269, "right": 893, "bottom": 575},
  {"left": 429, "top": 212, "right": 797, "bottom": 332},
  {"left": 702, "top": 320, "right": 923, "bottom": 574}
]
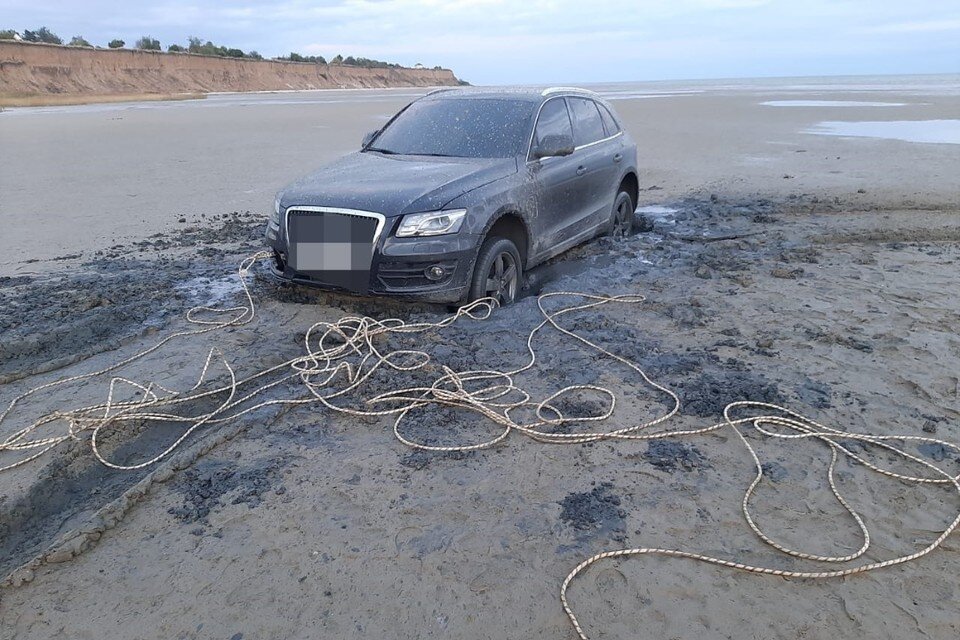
[
  {"left": 531, "top": 98, "right": 573, "bottom": 156},
  {"left": 598, "top": 103, "right": 620, "bottom": 136},
  {"left": 568, "top": 97, "right": 606, "bottom": 146}
]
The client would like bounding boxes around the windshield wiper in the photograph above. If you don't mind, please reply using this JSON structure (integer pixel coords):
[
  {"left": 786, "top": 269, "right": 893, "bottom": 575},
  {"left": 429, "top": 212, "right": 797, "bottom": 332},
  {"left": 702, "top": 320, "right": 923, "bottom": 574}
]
[
  {"left": 415, "top": 153, "right": 459, "bottom": 158},
  {"left": 365, "top": 147, "right": 399, "bottom": 155}
]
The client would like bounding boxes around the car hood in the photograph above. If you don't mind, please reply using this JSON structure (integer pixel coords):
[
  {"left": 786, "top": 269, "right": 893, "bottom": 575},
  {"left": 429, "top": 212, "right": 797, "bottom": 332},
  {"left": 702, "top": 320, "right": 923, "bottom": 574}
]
[{"left": 279, "top": 152, "right": 518, "bottom": 216}]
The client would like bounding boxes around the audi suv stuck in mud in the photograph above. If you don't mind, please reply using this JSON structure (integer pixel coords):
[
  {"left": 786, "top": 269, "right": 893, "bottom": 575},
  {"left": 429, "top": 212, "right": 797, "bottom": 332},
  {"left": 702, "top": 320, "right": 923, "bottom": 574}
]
[{"left": 266, "top": 87, "right": 639, "bottom": 305}]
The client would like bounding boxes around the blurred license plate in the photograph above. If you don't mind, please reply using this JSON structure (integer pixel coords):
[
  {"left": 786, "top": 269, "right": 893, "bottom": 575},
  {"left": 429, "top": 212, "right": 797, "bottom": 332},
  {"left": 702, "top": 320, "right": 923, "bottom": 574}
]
[{"left": 288, "top": 211, "right": 377, "bottom": 293}]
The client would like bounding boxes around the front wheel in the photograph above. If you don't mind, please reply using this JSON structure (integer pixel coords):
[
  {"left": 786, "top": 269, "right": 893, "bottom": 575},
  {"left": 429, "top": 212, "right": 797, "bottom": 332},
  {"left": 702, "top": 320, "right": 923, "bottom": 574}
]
[
  {"left": 609, "top": 190, "right": 635, "bottom": 240},
  {"left": 468, "top": 236, "right": 522, "bottom": 306}
]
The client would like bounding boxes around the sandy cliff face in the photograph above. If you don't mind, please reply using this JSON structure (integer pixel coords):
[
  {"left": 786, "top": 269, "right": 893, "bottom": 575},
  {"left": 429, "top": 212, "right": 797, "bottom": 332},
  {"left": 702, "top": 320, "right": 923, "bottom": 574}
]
[{"left": 0, "top": 41, "right": 459, "bottom": 98}]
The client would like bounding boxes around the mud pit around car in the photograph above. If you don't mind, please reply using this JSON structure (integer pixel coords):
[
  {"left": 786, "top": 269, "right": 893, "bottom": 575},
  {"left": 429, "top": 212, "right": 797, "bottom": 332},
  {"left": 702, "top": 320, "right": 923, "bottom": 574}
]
[{"left": 2, "top": 194, "right": 960, "bottom": 640}]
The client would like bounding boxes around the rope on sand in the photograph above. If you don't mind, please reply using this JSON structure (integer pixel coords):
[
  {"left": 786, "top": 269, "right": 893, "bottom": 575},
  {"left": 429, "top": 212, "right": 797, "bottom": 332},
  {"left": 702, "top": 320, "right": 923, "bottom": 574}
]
[{"left": 1, "top": 252, "right": 957, "bottom": 638}]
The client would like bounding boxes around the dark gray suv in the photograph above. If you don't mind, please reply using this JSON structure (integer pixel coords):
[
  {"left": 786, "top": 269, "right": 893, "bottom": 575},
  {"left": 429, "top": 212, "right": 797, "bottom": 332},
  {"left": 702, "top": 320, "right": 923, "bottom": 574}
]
[{"left": 266, "top": 87, "right": 639, "bottom": 305}]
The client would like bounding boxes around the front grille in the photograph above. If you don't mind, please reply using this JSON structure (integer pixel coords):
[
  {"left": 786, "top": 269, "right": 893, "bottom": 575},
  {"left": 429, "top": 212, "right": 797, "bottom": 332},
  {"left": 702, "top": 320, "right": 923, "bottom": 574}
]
[
  {"left": 378, "top": 259, "right": 458, "bottom": 290},
  {"left": 285, "top": 208, "right": 384, "bottom": 294}
]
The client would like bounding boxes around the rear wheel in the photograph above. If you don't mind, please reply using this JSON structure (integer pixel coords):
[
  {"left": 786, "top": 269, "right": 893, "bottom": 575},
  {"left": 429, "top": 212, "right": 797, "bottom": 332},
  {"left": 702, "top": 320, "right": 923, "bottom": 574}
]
[
  {"left": 468, "top": 236, "right": 522, "bottom": 306},
  {"left": 609, "top": 190, "right": 635, "bottom": 240}
]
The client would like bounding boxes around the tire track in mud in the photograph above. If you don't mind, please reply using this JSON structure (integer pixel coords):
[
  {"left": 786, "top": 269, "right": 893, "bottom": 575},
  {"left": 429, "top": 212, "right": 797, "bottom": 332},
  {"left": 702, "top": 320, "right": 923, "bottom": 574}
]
[{"left": 0, "top": 211, "right": 265, "bottom": 384}]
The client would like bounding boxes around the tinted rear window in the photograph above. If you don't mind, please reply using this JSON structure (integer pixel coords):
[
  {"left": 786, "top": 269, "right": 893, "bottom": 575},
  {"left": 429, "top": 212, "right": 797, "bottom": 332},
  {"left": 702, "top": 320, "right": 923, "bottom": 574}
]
[
  {"left": 598, "top": 103, "right": 620, "bottom": 136},
  {"left": 368, "top": 98, "right": 535, "bottom": 158},
  {"left": 567, "top": 97, "right": 607, "bottom": 146}
]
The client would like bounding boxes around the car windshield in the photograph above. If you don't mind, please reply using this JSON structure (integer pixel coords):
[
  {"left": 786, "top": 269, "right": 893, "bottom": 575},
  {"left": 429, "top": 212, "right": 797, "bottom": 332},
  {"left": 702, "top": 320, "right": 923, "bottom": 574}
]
[{"left": 366, "top": 98, "right": 535, "bottom": 158}]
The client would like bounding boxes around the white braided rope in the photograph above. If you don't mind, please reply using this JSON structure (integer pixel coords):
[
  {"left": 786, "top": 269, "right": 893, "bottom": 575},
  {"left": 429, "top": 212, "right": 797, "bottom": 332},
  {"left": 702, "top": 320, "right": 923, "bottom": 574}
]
[{"left": 1, "top": 252, "right": 957, "bottom": 639}]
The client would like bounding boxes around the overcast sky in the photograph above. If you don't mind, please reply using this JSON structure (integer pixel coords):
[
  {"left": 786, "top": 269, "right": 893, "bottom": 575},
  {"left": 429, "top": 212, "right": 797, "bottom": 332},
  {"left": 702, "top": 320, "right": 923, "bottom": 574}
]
[{"left": 2, "top": 0, "right": 958, "bottom": 84}]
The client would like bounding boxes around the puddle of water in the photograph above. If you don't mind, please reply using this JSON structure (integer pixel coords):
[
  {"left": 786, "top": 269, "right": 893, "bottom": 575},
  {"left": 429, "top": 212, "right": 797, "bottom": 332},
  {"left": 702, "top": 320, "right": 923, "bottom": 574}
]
[
  {"left": 604, "top": 92, "right": 701, "bottom": 101},
  {"left": 636, "top": 205, "right": 678, "bottom": 225},
  {"left": 761, "top": 100, "right": 907, "bottom": 107},
  {"left": 176, "top": 275, "right": 243, "bottom": 305},
  {"left": 636, "top": 205, "right": 678, "bottom": 216},
  {"left": 806, "top": 120, "right": 960, "bottom": 145}
]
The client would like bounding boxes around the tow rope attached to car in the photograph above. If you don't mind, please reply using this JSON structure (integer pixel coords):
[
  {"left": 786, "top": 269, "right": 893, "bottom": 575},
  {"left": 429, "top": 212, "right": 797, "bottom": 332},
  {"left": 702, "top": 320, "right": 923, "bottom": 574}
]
[{"left": 1, "top": 251, "right": 958, "bottom": 639}]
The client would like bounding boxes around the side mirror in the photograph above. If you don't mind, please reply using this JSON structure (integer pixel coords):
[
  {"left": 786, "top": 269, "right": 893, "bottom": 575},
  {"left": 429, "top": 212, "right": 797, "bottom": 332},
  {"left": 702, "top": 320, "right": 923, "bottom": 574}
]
[
  {"left": 361, "top": 129, "right": 379, "bottom": 148},
  {"left": 532, "top": 133, "right": 575, "bottom": 160}
]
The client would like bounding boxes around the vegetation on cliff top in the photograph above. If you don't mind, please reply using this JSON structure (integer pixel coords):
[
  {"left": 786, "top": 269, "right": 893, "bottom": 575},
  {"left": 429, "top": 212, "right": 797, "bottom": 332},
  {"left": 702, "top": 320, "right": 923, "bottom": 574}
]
[{"left": 0, "top": 27, "right": 449, "bottom": 71}]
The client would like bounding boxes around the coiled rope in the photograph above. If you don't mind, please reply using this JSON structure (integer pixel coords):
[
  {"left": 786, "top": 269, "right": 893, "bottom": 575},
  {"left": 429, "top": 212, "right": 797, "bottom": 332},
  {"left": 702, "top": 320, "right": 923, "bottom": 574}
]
[{"left": 1, "top": 252, "right": 957, "bottom": 639}]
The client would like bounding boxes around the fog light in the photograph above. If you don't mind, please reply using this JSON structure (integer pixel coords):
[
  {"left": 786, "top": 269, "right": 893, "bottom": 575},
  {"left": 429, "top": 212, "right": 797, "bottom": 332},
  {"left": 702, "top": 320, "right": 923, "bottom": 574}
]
[{"left": 425, "top": 265, "right": 445, "bottom": 281}]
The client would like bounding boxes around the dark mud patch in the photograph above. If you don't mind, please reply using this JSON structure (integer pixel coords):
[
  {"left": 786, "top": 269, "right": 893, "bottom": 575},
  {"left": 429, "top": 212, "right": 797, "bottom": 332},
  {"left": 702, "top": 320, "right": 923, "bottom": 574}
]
[
  {"left": 393, "top": 404, "right": 506, "bottom": 450},
  {"left": 559, "top": 482, "right": 627, "bottom": 542},
  {"left": 1, "top": 213, "right": 267, "bottom": 384},
  {"left": 0, "top": 384, "right": 249, "bottom": 577},
  {"left": 640, "top": 352, "right": 709, "bottom": 377},
  {"left": 664, "top": 300, "right": 708, "bottom": 328},
  {"left": 761, "top": 461, "right": 789, "bottom": 482},
  {"left": 771, "top": 266, "right": 805, "bottom": 280},
  {"left": 779, "top": 246, "right": 822, "bottom": 264},
  {"left": 0, "top": 451, "right": 148, "bottom": 579},
  {"left": 0, "top": 406, "right": 232, "bottom": 578},
  {"left": 551, "top": 389, "right": 611, "bottom": 420},
  {"left": 168, "top": 456, "right": 286, "bottom": 526},
  {"left": 268, "top": 279, "right": 444, "bottom": 318},
  {"left": 522, "top": 247, "right": 621, "bottom": 299},
  {"left": 0, "top": 264, "right": 186, "bottom": 383},
  {"left": 97, "top": 211, "right": 264, "bottom": 259},
  {"left": 917, "top": 443, "right": 958, "bottom": 463},
  {"left": 643, "top": 441, "right": 709, "bottom": 472},
  {"left": 398, "top": 449, "right": 474, "bottom": 471},
  {"left": 694, "top": 244, "right": 753, "bottom": 274},
  {"left": 795, "top": 378, "right": 832, "bottom": 409},
  {"left": 802, "top": 327, "right": 874, "bottom": 353},
  {"left": 0, "top": 275, "right": 33, "bottom": 288},
  {"left": 677, "top": 371, "right": 784, "bottom": 417}
]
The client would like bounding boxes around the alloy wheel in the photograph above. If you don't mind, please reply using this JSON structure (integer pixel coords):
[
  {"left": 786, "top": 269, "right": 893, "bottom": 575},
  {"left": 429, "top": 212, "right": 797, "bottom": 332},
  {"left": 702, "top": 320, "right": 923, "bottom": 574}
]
[
  {"left": 612, "top": 197, "right": 633, "bottom": 240},
  {"left": 484, "top": 251, "right": 519, "bottom": 305}
]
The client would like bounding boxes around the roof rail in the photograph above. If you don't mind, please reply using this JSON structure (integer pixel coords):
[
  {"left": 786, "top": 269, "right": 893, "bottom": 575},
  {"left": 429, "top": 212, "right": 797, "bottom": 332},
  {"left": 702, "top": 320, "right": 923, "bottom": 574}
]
[
  {"left": 541, "top": 86, "right": 599, "bottom": 97},
  {"left": 425, "top": 87, "right": 457, "bottom": 96}
]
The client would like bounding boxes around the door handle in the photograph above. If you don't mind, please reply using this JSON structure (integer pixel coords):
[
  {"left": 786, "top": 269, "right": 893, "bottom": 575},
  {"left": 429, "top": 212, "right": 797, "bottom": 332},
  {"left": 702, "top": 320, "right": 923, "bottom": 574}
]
[
  {"left": 576, "top": 166, "right": 587, "bottom": 176},
  {"left": 613, "top": 153, "right": 623, "bottom": 163}
]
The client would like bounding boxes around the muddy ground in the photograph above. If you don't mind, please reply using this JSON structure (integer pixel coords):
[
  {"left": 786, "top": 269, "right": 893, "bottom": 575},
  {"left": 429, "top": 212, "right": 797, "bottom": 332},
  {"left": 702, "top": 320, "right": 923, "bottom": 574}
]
[{"left": 1, "top": 192, "right": 958, "bottom": 639}]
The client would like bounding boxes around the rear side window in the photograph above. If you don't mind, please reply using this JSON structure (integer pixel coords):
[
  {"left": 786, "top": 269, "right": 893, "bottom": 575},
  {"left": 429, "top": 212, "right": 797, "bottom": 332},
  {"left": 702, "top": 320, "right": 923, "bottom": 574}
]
[
  {"left": 598, "top": 103, "right": 620, "bottom": 136},
  {"left": 532, "top": 98, "right": 573, "bottom": 152},
  {"left": 567, "top": 97, "right": 606, "bottom": 146}
]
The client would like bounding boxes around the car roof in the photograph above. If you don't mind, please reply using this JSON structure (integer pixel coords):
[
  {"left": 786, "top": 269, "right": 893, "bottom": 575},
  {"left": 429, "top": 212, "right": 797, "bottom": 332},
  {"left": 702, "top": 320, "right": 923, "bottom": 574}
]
[{"left": 420, "top": 86, "right": 602, "bottom": 104}]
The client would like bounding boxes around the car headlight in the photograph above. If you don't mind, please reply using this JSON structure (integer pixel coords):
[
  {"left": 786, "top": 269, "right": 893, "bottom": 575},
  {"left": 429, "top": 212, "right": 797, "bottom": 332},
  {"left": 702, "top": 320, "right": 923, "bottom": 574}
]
[{"left": 396, "top": 209, "right": 467, "bottom": 237}]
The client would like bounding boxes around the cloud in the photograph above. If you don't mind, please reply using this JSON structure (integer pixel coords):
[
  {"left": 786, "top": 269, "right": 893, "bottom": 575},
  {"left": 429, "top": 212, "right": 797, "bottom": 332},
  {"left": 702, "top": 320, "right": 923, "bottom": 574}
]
[{"left": 860, "top": 18, "right": 960, "bottom": 34}]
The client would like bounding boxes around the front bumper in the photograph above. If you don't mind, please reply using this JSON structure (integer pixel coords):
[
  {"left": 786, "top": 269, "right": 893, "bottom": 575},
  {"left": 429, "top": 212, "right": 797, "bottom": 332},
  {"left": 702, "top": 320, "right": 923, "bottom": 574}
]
[{"left": 266, "top": 220, "right": 478, "bottom": 304}]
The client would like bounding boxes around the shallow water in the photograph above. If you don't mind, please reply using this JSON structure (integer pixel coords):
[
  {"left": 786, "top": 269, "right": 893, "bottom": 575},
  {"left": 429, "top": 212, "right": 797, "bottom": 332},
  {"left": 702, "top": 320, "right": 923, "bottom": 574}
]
[
  {"left": 636, "top": 205, "right": 678, "bottom": 215},
  {"left": 176, "top": 275, "right": 244, "bottom": 305},
  {"left": 807, "top": 119, "right": 960, "bottom": 145},
  {"left": 636, "top": 205, "right": 679, "bottom": 225},
  {"left": 762, "top": 100, "right": 907, "bottom": 107}
]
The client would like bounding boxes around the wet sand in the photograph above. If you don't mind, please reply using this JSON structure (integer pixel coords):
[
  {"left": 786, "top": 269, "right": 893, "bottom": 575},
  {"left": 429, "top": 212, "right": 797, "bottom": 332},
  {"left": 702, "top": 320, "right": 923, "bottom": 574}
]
[{"left": 1, "top": 76, "right": 959, "bottom": 640}]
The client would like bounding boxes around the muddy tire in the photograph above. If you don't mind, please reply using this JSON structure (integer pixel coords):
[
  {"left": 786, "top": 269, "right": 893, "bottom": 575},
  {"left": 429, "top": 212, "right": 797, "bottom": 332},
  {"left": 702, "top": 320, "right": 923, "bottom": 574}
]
[
  {"left": 468, "top": 236, "right": 522, "bottom": 306},
  {"left": 609, "top": 190, "right": 635, "bottom": 240}
]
